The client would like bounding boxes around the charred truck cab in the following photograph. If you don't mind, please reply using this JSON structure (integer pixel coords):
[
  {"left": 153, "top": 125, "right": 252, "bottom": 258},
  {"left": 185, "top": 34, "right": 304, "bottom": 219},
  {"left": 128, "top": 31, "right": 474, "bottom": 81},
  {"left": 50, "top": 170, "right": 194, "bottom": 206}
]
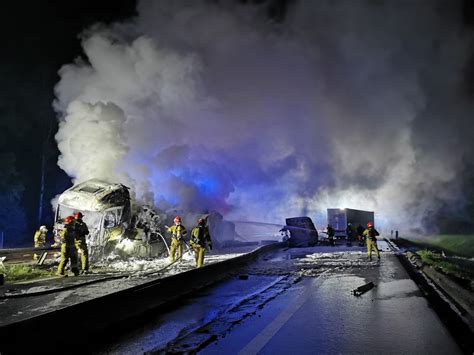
[
  {"left": 284, "top": 217, "right": 319, "bottom": 247},
  {"left": 54, "top": 179, "right": 132, "bottom": 260}
]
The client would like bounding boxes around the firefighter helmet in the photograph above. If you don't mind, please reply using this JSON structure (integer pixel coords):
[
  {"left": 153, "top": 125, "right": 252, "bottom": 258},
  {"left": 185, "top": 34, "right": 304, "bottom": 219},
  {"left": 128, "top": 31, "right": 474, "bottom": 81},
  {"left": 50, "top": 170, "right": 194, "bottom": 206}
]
[
  {"left": 174, "top": 216, "right": 182, "bottom": 224},
  {"left": 367, "top": 222, "right": 373, "bottom": 228},
  {"left": 198, "top": 218, "right": 205, "bottom": 226},
  {"left": 64, "top": 216, "right": 74, "bottom": 225},
  {"left": 74, "top": 211, "right": 83, "bottom": 219},
  {"left": 40, "top": 225, "right": 48, "bottom": 232}
]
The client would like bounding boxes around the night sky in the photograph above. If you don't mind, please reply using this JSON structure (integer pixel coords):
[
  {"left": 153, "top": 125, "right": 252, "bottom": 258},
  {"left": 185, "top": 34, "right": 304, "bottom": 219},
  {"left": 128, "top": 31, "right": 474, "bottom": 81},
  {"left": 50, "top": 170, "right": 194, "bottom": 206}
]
[
  {"left": 1, "top": 0, "right": 474, "bottom": 247},
  {"left": 1, "top": 0, "right": 137, "bottom": 246}
]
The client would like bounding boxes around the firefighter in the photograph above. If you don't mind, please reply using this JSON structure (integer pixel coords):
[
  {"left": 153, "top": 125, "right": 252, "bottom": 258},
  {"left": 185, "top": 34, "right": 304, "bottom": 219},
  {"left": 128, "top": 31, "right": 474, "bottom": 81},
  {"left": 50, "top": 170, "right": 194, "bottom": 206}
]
[
  {"left": 363, "top": 221, "right": 380, "bottom": 261},
  {"left": 33, "top": 225, "right": 48, "bottom": 260},
  {"left": 346, "top": 223, "right": 354, "bottom": 245},
  {"left": 167, "top": 216, "right": 187, "bottom": 263},
  {"left": 356, "top": 224, "right": 365, "bottom": 246},
  {"left": 327, "top": 224, "right": 335, "bottom": 246},
  {"left": 190, "top": 218, "right": 212, "bottom": 268},
  {"left": 56, "top": 216, "right": 79, "bottom": 277},
  {"left": 74, "top": 211, "right": 90, "bottom": 274}
]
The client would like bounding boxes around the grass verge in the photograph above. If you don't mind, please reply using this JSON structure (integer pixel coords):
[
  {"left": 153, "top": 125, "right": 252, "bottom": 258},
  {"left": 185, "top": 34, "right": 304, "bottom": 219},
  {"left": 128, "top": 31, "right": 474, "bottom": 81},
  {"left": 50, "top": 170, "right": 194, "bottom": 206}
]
[
  {"left": 1, "top": 264, "right": 54, "bottom": 282},
  {"left": 416, "top": 249, "right": 473, "bottom": 291},
  {"left": 426, "top": 235, "right": 474, "bottom": 258},
  {"left": 402, "top": 234, "right": 474, "bottom": 258}
]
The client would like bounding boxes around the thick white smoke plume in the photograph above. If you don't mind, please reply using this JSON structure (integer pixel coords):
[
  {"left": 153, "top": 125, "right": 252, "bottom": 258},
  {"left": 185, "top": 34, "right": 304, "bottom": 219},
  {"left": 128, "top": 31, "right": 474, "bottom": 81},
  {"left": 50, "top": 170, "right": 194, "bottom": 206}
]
[
  {"left": 54, "top": 0, "right": 474, "bottom": 234},
  {"left": 56, "top": 101, "right": 128, "bottom": 182}
]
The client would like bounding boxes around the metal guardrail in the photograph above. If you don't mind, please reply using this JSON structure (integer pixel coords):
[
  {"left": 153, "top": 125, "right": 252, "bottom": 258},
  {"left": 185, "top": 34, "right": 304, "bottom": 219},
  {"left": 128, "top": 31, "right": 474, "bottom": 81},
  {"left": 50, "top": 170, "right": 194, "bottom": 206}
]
[
  {"left": 396, "top": 250, "right": 473, "bottom": 353},
  {"left": 0, "top": 246, "right": 59, "bottom": 255},
  {"left": 0, "top": 246, "right": 60, "bottom": 264}
]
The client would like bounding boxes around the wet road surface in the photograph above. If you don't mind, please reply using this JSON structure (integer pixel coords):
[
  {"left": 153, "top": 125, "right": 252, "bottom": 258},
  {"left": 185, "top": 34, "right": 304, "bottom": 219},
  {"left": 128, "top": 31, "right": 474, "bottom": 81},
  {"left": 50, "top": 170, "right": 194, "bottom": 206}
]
[
  {"left": 99, "top": 243, "right": 462, "bottom": 354},
  {"left": 205, "top": 255, "right": 460, "bottom": 354}
]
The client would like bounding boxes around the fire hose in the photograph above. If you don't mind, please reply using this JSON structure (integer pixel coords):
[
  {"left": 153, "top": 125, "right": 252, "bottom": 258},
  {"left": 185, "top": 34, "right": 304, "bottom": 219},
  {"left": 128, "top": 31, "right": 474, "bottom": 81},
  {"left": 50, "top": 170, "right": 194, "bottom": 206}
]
[{"left": 0, "top": 238, "right": 194, "bottom": 300}]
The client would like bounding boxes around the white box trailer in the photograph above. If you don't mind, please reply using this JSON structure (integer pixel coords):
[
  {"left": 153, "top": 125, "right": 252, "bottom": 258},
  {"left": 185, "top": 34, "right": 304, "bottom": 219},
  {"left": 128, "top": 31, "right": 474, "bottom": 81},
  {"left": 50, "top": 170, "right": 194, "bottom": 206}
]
[{"left": 327, "top": 208, "right": 374, "bottom": 238}]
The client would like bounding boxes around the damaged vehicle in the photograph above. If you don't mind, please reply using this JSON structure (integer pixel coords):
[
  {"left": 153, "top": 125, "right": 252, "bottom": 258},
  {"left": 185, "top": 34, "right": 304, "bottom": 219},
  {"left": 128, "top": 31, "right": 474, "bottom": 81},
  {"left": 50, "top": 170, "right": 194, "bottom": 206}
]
[
  {"left": 284, "top": 216, "right": 319, "bottom": 247},
  {"left": 54, "top": 179, "right": 169, "bottom": 261}
]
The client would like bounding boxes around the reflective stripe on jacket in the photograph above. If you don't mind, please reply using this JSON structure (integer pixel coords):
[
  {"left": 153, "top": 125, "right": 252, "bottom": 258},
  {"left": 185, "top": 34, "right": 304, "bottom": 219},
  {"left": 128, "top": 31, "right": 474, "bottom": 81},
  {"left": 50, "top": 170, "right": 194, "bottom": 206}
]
[{"left": 167, "top": 224, "right": 187, "bottom": 239}]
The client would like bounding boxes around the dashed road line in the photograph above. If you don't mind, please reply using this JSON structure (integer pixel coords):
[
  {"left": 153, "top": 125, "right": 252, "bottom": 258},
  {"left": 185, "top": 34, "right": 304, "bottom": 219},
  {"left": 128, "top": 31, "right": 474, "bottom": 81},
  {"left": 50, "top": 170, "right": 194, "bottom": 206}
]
[{"left": 238, "top": 270, "right": 329, "bottom": 355}]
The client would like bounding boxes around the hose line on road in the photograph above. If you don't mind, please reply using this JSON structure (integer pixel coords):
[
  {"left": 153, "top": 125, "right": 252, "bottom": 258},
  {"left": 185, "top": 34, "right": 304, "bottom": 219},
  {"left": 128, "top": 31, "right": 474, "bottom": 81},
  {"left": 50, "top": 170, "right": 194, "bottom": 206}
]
[{"left": 0, "top": 245, "right": 196, "bottom": 300}]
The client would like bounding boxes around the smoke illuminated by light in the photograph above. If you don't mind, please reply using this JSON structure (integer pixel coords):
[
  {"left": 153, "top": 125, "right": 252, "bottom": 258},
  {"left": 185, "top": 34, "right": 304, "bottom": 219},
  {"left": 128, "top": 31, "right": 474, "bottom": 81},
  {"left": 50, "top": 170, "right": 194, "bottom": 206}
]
[{"left": 54, "top": 0, "right": 473, "bottom": 234}]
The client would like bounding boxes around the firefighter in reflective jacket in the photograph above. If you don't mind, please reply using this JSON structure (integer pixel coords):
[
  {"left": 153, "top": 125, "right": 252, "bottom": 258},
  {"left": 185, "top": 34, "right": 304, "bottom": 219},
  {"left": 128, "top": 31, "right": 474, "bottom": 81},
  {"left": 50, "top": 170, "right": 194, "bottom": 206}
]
[
  {"left": 74, "top": 212, "right": 90, "bottom": 274},
  {"left": 57, "top": 216, "right": 79, "bottom": 277},
  {"left": 363, "top": 222, "right": 380, "bottom": 261},
  {"left": 190, "top": 218, "right": 212, "bottom": 268},
  {"left": 33, "top": 225, "right": 48, "bottom": 260},
  {"left": 167, "top": 216, "right": 187, "bottom": 263}
]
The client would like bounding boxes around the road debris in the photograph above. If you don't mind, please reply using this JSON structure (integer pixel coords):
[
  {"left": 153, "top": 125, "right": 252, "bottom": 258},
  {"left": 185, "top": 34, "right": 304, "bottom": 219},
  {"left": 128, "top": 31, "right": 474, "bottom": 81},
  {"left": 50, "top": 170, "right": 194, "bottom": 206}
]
[{"left": 352, "top": 281, "right": 375, "bottom": 296}]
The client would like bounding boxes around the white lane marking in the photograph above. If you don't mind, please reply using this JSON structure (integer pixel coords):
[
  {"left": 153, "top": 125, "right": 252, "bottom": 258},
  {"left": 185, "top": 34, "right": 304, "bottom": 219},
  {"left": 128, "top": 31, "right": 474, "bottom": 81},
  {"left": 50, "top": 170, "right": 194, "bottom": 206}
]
[{"left": 238, "top": 271, "right": 329, "bottom": 355}]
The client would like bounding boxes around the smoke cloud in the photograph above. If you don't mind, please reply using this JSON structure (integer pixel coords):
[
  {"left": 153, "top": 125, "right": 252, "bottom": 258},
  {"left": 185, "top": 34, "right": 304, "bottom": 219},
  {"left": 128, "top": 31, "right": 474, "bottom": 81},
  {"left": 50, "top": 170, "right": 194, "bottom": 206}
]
[{"left": 54, "top": 0, "right": 474, "bottom": 234}]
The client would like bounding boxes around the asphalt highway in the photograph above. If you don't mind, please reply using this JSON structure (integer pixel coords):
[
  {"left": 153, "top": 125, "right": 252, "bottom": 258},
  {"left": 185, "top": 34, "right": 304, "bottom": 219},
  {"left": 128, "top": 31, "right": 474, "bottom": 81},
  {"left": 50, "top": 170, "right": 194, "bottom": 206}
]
[{"left": 98, "top": 242, "right": 462, "bottom": 354}]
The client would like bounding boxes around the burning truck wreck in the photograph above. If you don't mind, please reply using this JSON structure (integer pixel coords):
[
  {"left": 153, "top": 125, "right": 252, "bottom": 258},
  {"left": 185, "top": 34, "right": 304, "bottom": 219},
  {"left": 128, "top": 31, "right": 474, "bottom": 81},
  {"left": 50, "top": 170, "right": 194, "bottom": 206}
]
[
  {"left": 53, "top": 179, "right": 241, "bottom": 263},
  {"left": 54, "top": 179, "right": 177, "bottom": 262}
]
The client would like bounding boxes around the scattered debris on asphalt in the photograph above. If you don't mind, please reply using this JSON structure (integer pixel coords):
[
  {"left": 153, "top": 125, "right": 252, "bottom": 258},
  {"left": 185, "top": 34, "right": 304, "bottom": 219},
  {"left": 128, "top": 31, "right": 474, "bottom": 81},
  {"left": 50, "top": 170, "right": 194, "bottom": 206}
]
[{"left": 352, "top": 281, "right": 375, "bottom": 296}]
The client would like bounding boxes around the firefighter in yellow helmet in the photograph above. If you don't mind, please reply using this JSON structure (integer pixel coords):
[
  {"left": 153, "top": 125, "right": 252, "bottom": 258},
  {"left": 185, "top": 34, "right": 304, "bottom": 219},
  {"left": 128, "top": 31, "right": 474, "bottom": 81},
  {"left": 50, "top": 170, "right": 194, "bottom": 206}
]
[
  {"left": 167, "top": 216, "right": 187, "bottom": 263},
  {"left": 363, "top": 221, "right": 380, "bottom": 261},
  {"left": 56, "top": 216, "right": 79, "bottom": 277},
  {"left": 74, "top": 211, "right": 90, "bottom": 274},
  {"left": 33, "top": 225, "right": 48, "bottom": 260},
  {"left": 190, "top": 218, "right": 212, "bottom": 268}
]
